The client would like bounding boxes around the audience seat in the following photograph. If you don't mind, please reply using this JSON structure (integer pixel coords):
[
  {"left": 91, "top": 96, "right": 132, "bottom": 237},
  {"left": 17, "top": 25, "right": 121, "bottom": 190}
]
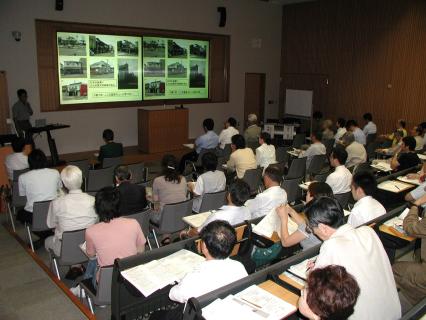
[
  {"left": 292, "top": 133, "right": 306, "bottom": 149},
  {"left": 26, "top": 200, "right": 52, "bottom": 252},
  {"left": 80, "top": 266, "right": 113, "bottom": 314},
  {"left": 285, "top": 157, "right": 306, "bottom": 179},
  {"left": 12, "top": 168, "right": 30, "bottom": 182},
  {"left": 87, "top": 166, "right": 115, "bottom": 192},
  {"left": 127, "top": 162, "right": 145, "bottom": 184},
  {"left": 307, "top": 154, "right": 328, "bottom": 177},
  {"left": 68, "top": 159, "right": 90, "bottom": 189},
  {"left": 281, "top": 177, "right": 303, "bottom": 204},
  {"left": 126, "top": 209, "right": 154, "bottom": 250},
  {"left": 334, "top": 191, "right": 352, "bottom": 209},
  {"left": 198, "top": 190, "right": 227, "bottom": 213},
  {"left": 242, "top": 168, "right": 263, "bottom": 196},
  {"left": 275, "top": 146, "right": 290, "bottom": 165},
  {"left": 102, "top": 156, "right": 123, "bottom": 169}
]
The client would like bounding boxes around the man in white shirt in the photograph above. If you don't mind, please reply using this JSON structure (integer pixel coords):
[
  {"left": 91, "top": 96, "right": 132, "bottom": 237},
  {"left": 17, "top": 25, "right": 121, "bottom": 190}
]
[
  {"left": 189, "top": 152, "right": 226, "bottom": 212},
  {"left": 334, "top": 118, "right": 347, "bottom": 142},
  {"left": 342, "top": 132, "right": 367, "bottom": 168},
  {"left": 348, "top": 171, "right": 386, "bottom": 227},
  {"left": 305, "top": 197, "right": 401, "bottom": 320},
  {"left": 218, "top": 117, "right": 239, "bottom": 149},
  {"left": 245, "top": 164, "right": 287, "bottom": 219},
  {"left": 362, "top": 113, "right": 377, "bottom": 137},
  {"left": 347, "top": 119, "right": 366, "bottom": 145},
  {"left": 256, "top": 131, "right": 276, "bottom": 169},
  {"left": 325, "top": 147, "right": 352, "bottom": 195},
  {"left": 299, "top": 131, "right": 326, "bottom": 169},
  {"left": 4, "top": 137, "right": 30, "bottom": 180},
  {"left": 169, "top": 220, "right": 248, "bottom": 303}
]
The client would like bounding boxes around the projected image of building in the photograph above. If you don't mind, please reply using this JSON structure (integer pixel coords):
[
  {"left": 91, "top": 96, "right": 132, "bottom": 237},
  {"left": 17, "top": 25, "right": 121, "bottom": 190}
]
[
  {"left": 144, "top": 59, "right": 165, "bottom": 77},
  {"left": 118, "top": 59, "right": 138, "bottom": 89},
  {"left": 168, "top": 40, "right": 187, "bottom": 58},
  {"left": 57, "top": 34, "right": 86, "bottom": 56},
  {"left": 62, "top": 82, "right": 88, "bottom": 100},
  {"left": 190, "top": 61, "right": 206, "bottom": 88},
  {"left": 167, "top": 61, "right": 187, "bottom": 78},
  {"left": 60, "top": 58, "right": 87, "bottom": 77},
  {"left": 90, "top": 60, "right": 114, "bottom": 78},
  {"left": 145, "top": 80, "right": 165, "bottom": 96},
  {"left": 89, "top": 36, "right": 114, "bottom": 56},
  {"left": 190, "top": 44, "right": 207, "bottom": 58},
  {"left": 143, "top": 39, "right": 165, "bottom": 57},
  {"left": 117, "top": 40, "right": 138, "bottom": 56}
]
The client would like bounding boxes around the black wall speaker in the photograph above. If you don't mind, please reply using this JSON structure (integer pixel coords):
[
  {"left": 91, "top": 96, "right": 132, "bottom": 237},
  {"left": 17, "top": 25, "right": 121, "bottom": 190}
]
[
  {"left": 217, "top": 7, "right": 226, "bottom": 27},
  {"left": 55, "top": 0, "right": 63, "bottom": 11}
]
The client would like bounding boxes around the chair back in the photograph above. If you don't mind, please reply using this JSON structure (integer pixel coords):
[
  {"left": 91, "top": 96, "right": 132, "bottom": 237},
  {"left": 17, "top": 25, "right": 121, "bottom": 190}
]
[
  {"left": 195, "top": 149, "right": 216, "bottom": 167},
  {"left": 334, "top": 192, "right": 352, "bottom": 209},
  {"left": 366, "top": 133, "right": 377, "bottom": 145},
  {"left": 323, "top": 139, "right": 335, "bottom": 156},
  {"left": 292, "top": 133, "right": 306, "bottom": 149},
  {"left": 158, "top": 199, "right": 194, "bottom": 234},
  {"left": 307, "top": 154, "right": 327, "bottom": 176},
  {"left": 12, "top": 180, "right": 27, "bottom": 207},
  {"left": 198, "top": 190, "right": 227, "bottom": 212},
  {"left": 59, "top": 229, "right": 88, "bottom": 265},
  {"left": 126, "top": 209, "right": 152, "bottom": 239},
  {"left": 313, "top": 170, "right": 331, "bottom": 183},
  {"left": 275, "top": 146, "right": 290, "bottom": 164},
  {"left": 242, "top": 168, "right": 263, "bottom": 195},
  {"left": 13, "top": 168, "right": 30, "bottom": 181},
  {"left": 281, "top": 177, "right": 303, "bottom": 204},
  {"left": 32, "top": 200, "right": 52, "bottom": 232},
  {"left": 222, "top": 144, "right": 232, "bottom": 161},
  {"left": 68, "top": 159, "right": 90, "bottom": 180},
  {"left": 102, "top": 156, "right": 123, "bottom": 169},
  {"left": 366, "top": 141, "right": 380, "bottom": 161},
  {"left": 352, "top": 162, "right": 375, "bottom": 175},
  {"left": 286, "top": 157, "right": 306, "bottom": 179},
  {"left": 87, "top": 166, "right": 115, "bottom": 191},
  {"left": 94, "top": 266, "right": 114, "bottom": 305},
  {"left": 128, "top": 162, "right": 145, "bottom": 184}
]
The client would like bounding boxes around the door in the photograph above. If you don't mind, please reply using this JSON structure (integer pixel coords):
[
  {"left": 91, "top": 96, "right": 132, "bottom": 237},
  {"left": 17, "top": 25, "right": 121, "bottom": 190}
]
[
  {"left": 244, "top": 73, "right": 265, "bottom": 128},
  {"left": 0, "top": 71, "right": 11, "bottom": 134}
]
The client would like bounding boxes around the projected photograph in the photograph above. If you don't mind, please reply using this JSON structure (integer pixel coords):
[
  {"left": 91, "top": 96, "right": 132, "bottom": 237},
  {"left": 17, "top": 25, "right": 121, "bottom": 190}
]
[
  {"left": 61, "top": 80, "right": 88, "bottom": 101},
  {"left": 89, "top": 35, "right": 115, "bottom": 56},
  {"left": 118, "top": 59, "right": 138, "bottom": 89},
  {"left": 168, "top": 40, "right": 188, "bottom": 58},
  {"left": 117, "top": 39, "right": 139, "bottom": 56},
  {"left": 145, "top": 79, "right": 165, "bottom": 97},
  {"left": 59, "top": 57, "right": 87, "bottom": 78},
  {"left": 57, "top": 33, "right": 86, "bottom": 56},
  {"left": 167, "top": 60, "right": 187, "bottom": 78},
  {"left": 90, "top": 59, "right": 114, "bottom": 79},
  {"left": 144, "top": 59, "right": 165, "bottom": 77},
  {"left": 143, "top": 38, "right": 165, "bottom": 58},
  {"left": 190, "top": 61, "right": 206, "bottom": 88},
  {"left": 190, "top": 44, "right": 207, "bottom": 59}
]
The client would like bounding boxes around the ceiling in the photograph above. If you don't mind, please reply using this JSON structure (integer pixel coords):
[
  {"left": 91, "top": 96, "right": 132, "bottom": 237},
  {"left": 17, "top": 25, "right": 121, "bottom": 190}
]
[{"left": 262, "top": 0, "right": 316, "bottom": 5}]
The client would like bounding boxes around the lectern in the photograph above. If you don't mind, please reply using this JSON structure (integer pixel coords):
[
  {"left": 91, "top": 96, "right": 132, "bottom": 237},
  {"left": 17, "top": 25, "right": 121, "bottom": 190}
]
[{"left": 138, "top": 107, "right": 188, "bottom": 153}]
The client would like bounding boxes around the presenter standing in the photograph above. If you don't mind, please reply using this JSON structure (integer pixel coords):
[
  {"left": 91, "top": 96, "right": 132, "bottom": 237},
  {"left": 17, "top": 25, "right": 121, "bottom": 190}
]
[{"left": 12, "top": 89, "right": 33, "bottom": 139}]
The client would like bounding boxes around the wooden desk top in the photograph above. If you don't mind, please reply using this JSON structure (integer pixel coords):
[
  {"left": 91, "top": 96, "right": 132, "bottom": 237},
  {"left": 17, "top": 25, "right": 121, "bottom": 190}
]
[
  {"left": 258, "top": 280, "right": 299, "bottom": 307},
  {"left": 270, "top": 231, "right": 281, "bottom": 243},
  {"left": 279, "top": 274, "right": 304, "bottom": 290},
  {"left": 379, "top": 224, "right": 416, "bottom": 242}
]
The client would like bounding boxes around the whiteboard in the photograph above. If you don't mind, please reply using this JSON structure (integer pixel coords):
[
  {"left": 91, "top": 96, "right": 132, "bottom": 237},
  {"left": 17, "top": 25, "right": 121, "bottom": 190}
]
[{"left": 285, "top": 89, "right": 313, "bottom": 118}]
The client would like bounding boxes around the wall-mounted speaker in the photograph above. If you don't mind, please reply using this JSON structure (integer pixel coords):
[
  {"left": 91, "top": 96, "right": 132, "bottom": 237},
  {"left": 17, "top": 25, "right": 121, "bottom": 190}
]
[
  {"left": 55, "top": 0, "right": 63, "bottom": 11},
  {"left": 217, "top": 7, "right": 226, "bottom": 27}
]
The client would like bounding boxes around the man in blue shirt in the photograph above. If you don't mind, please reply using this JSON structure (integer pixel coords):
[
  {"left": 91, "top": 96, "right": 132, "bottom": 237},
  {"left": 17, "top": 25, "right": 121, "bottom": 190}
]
[{"left": 179, "top": 118, "right": 219, "bottom": 173}]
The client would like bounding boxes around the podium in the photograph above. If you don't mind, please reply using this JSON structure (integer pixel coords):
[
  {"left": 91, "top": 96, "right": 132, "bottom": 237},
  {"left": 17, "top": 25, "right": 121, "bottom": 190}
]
[{"left": 138, "top": 107, "right": 188, "bottom": 153}]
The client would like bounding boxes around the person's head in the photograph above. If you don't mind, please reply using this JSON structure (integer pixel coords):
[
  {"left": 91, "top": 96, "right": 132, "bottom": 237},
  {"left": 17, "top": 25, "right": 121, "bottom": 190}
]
[
  {"left": 231, "top": 134, "right": 246, "bottom": 150},
  {"left": 397, "top": 119, "right": 406, "bottom": 129},
  {"left": 95, "top": 186, "right": 120, "bottom": 223},
  {"left": 200, "top": 220, "right": 236, "bottom": 260},
  {"left": 345, "top": 120, "right": 357, "bottom": 131},
  {"left": 336, "top": 118, "right": 346, "bottom": 129},
  {"left": 304, "top": 197, "right": 345, "bottom": 240},
  {"left": 306, "top": 182, "right": 334, "bottom": 203},
  {"left": 419, "top": 122, "right": 426, "bottom": 134},
  {"left": 226, "top": 117, "right": 237, "bottom": 128},
  {"left": 227, "top": 180, "right": 250, "bottom": 206},
  {"left": 247, "top": 114, "right": 258, "bottom": 126},
  {"left": 161, "top": 154, "right": 181, "bottom": 183},
  {"left": 313, "top": 111, "right": 323, "bottom": 120},
  {"left": 263, "top": 164, "right": 283, "bottom": 188},
  {"left": 311, "top": 131, "right": 323, "bottom": 143},
  {"left": 61, "top": 165, "right": 83, "bottom": 191},
  {"left": 114, "top": 165, "right": 131, "bottom": 184},
  {"left": 402, "top": 136, "right": 416, "bottom": 152},
  {"left": 411, "top": 126, "right": 423, "bottom": 137},
  {"left": 259, "top": 131, "right": 271, "bottom": 145},
  {"left": 11, "top": 137, "right": 26, "bottom": 153},
  {"left": 102, "top": 129, "right": 114, "bottom": 142},
  {"left": 203, "top": 118, "right": 214, "bottom": 132},
  {"left": 341, "top": 132, "right": 355, "bottom": 146},
  {"left": 298, "top": 265, "right": 360, "bottom": 320},
  {"left": 17, "top": 89, "right": 28, "bottom": 103},
  {"left": 322, "top": 119, "right": 333, "bottom": 130},
  {"left": 28, "top": 149, "right": 48, "bottom": 170},
  {"left": 394, "top": 130, "right": 404, "bottom": 142},
  {"left": 329, "top": 147, "right": 348, "bottom": 167},
  {"left": 363, "top": 113, "right": 373, "bottom": 123},
  {"left": 351, "top": 171, "right": 377, "bottom": 201},
  {"left": 202, "top": 152, "right": 218, "bottom": 172}
]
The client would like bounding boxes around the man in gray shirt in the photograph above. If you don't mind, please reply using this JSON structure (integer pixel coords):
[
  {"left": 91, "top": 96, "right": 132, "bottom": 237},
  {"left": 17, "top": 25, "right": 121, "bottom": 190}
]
[{"left": 12, "top": 89, "right": 33, "bottom": 138}]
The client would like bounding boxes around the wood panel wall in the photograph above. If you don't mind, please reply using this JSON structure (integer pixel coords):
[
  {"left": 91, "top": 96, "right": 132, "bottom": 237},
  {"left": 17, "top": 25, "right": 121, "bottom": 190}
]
[
  {"left": 280, "top": 0, "right": 426, "bottom": 134},
  {"left": 0, "top": 71, "right": 11, "bottom": 134}
]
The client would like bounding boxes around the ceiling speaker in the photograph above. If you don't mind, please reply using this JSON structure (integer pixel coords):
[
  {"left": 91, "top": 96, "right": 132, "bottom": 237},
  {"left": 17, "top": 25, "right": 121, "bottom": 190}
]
[
  {"left": 55, "top": 0, "right": 63, "bottom": 11},
  {"left": 217, "top": 7, "right": 226, "bottom": 27}
]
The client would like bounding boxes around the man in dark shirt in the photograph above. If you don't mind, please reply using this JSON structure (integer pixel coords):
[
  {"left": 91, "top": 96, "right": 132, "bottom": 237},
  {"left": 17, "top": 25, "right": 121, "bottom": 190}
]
[
  {"left": 115, "top": 165, "right": 147, "bottom": 216},
  {"left": 12, "top": 89, "right": 33, "bottom": 138},
  {"left": 391, "top": 136, "right": 421, "bottom": 171},
  {"left": 98, "top": 129, "right": 123, "bottom": 164}
]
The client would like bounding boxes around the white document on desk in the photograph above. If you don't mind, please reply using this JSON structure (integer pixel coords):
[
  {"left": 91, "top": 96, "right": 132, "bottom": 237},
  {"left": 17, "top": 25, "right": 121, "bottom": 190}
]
[
  {"left": 287, "top": 256, "right": 318, "bottom": 280},
  {"left": 183, "top": 143, "right": 194, "bottom": 149},
  {"left": 383, "top": 208, "right": 411, "bottom": 234},
  {"left": 371, "top": 161, "right": 392, "bottom": 172},
  {"left": 397, "top": 176, "right": 422, "bottom": 186},
  {"left": 253, "top": 207, "right": 298, "bottom": 238},
  {"left": 182, "top": 211, "right": 214, "bottom": 229},
  {"left": 202, "top": 296, "right": 262, "bottom": 320},
  {"left": 378, "top": 180, "right": 413, "bottom": 193}
]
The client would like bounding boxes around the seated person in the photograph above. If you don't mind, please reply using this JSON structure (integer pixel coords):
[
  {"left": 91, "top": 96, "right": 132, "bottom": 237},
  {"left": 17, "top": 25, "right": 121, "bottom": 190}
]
[
  {"left": 420, "top": 121, "right": 426, "bottom": 148},
  {"left": 114, "top": 165, "right": 148, "bottom": 216},
  {"left": 405, "top": 162, "right": 426, "bottom": 208},
  {"left": 299, "top": 265, "right": 360, "bottom": 320},
  {"left": 245, "top": 164, "right": 287, "bottom": 219},
  {"left": 393, "top": 205, "right": 426, "bottom": 309},
  {"left": 341, "top": 132, "right": 367, "bottom": 168},
  {"left": 255, "top": 132, "right": 276, "bottom": 169},
  {"left": 381, "top": 119, "right": 408, "bottom": 146},
  {"left": 179, "top": 118, "right": 219, "bottom": 173},
  {"left": 299, "top": 131, "right": 326, "bottom": 169},
  {"left": 226, "top": 134, "right": 257, "bottom": 179},
  {"left": 218, "top": 117, "right": 239, "bottom": 149},
  {"left": 321, "top": 119, "right": 334, "bottom": 141},
  {"left": 188, "top": 152, "right": 226, "bottom": 213},
  {"left": 244, "top": 113, "right": 262, "bottom": 150},
  {"left": 169, "top": 220, "right": 248, "bottom": 303},
  {"left": 98, "top": 129, "right": 123, "bottom": 164},
  {"left": 5, "top": 137, "right": 30, "bottom": 180},
  {"left": 346, "top": 120, "right": 366, "bottom": 145},
  {"left": 276, "top": 182, "right": 332, "bottom": 251},
  {"left": 326, "top": 147, "right": 352, "bottom": 195},
  {"left": 45, "top": 165, "right": 98, "bottom": 256},
  {"left": 362, "top": 112, "right": 377, "bottom": 137},
  {"left": 305, "top": 197, "right": 401, "bottom": 319},
  {"left": 348, "top": 171, "right": 386, "bottom": 227},
  {"left": 376, "top": 129, "right": 403, "bottom": 155},
  {"left": 412, "top": 125, "right": 424, "bottom": 151},
  {"left": 71, "top": 187, "right": 146, "bottom": 295},
  {"left": 390, "top": 136, "right": 421, "bottom": 171},
  {"left": 334, "top": 118, "right": 347, "bottom": 142}
]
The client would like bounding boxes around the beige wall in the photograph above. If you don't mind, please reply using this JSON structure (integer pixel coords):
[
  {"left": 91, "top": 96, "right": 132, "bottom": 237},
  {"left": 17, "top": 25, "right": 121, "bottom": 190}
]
[{"left": 0, "top": 0, "right": 282, "bottom": 155}]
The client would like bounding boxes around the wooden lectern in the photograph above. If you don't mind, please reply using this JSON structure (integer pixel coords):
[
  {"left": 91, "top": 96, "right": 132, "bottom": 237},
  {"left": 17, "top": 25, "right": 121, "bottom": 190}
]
[{"left": 138, "top": 107, "right": 189, "bottom": 153}]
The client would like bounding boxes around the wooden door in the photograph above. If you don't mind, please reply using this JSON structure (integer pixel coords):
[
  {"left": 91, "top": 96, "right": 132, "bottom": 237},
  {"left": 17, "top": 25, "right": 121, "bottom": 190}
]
[
  {"left": 0, "top": 71, "right": 11, "bottom": 134},
  {"left": 244, "top": 73, "right": 265, "bottom": 128}
]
